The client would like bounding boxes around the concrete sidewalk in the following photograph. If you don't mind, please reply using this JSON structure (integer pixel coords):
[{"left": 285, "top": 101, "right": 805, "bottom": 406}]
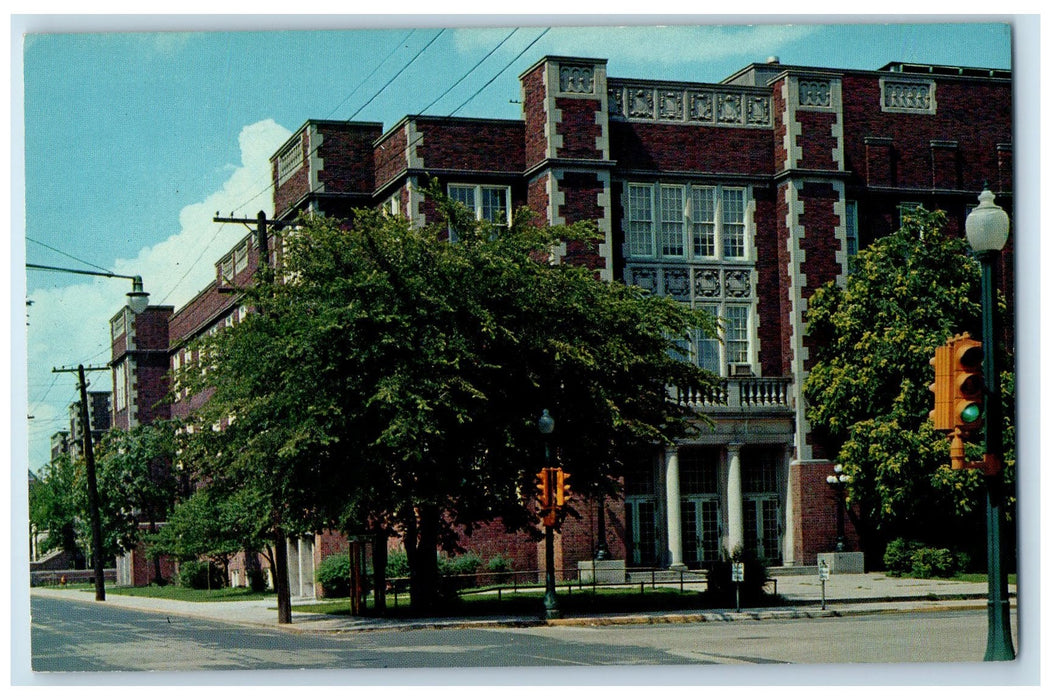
[{"left": 29, "top": 572, "right": 1017, "bottom": 634}]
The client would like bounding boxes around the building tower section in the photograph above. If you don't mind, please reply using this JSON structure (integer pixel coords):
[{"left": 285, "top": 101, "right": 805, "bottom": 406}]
[{"left": 520, "top": 56, "right": 615, "bottom": 279}]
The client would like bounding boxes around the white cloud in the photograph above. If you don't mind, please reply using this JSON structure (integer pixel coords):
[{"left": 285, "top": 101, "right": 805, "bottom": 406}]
[{"left": 24, "top": 119, "right": 291, "bottom": 469}]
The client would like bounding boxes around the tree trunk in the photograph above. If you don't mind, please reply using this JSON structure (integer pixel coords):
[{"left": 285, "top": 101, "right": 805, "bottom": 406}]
[
  {"left": 372, "top": 528, "right": 388, "bottom": 615},
  {"left": 409, "top": 504, "right": 440, "bottom": 614},
  {"left": 273, "top": 534, "right": 292, "bottom": 624}
]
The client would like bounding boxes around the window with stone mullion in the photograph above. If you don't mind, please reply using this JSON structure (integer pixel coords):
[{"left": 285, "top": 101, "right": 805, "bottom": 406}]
[
  {"left": 690, "top": 186, "right": 716, "bottom": 257},
  {"left": 721, "top": 188, "right": 746, "bottom": 259},
  {"left": 725, "top": 304, "right": 749, "bottom": 364},
  {"left": 627, "top": 183, "right": 655, "bottom": 257},
  {"left": 659, "top": 185, "right": 685, "bottom": 257}
]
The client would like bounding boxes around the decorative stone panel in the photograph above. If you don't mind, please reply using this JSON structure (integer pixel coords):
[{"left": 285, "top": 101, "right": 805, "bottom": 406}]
[
  {"left": 559, "top": 64, "right": 596, "bottom": 94},
  {"left": 608, "top": 81, "right": 770, "bottom": 128},
  {"left": 879, "top": 77, "right": 937, "bottom": 114},
  {"left": 798, "top": 79, "right": 831, "bottom": 108}
]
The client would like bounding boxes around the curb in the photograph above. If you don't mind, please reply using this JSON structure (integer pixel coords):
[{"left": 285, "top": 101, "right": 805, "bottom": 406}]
[{"left": 31, "top": 587, "right": 1010, "bottom": 635}]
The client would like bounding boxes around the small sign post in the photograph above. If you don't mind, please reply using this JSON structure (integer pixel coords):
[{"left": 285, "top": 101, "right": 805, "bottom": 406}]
[
  {"left": 818, "top": 559, "right": 831, "bottom": 610},
  {"left": 731, "top": 562, "right": 745, "bottom": 612}
]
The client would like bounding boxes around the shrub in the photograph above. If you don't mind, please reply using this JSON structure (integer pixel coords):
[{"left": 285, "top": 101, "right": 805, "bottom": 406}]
[
  {"left": 177, "top": 560, "right": 225, "bottom": 590},
  {"left": 486, "top": 554, "right": 514, "bottom": 583},
  {"left": 884, "top": 539, "right": 969, "bottom": 578},
  {"left": 910, "top": 547, "right": 957, "bottom": 578},
  {"left": 386, "top": 550, "right": 410, "bottom": 580},
  {"left": 316, "top": 554, "right": 351, "bottom": 598},
  {"left": 883, "top": 538, "right": 921, "bottom": 577},
  {"left": 439, "top": 552, "right": 482, "bottom": 590}
]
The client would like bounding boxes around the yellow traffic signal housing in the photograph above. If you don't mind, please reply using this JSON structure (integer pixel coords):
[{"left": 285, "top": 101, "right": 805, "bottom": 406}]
[
  {"left": 555, "top": 469, "right": 571, "bottom": 507},
  {"left": 951, "top": 334, "right": 984, "bottom": 436},
  {"left": 929, "top": 342, "right": 954, "bottom": 431},
  {"left": 536, "top": 469, "right": 551, "bottom": 510}
]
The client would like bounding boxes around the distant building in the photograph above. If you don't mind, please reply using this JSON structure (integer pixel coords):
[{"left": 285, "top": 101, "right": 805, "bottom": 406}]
[{"left": 108, "top": 54, "right": 1012, "bottom": 590}]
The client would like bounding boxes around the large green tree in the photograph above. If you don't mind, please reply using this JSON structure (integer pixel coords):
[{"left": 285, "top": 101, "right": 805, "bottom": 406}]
[
  {"left": 176, "top": 191, "right": 716, "bottom": 616},
  {"left": 803, "top": 208, "right": 1015, "bottom": 559},
  {"left": 93, "top": 421, "right": 180, "bottom": 568},
  {"left": 29, "top": 453, "right": 84, "bottom": 567}
]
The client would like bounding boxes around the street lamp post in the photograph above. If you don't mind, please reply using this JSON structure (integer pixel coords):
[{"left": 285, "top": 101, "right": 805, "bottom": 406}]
[
  {"left": 538, "top": 409, "right": 560, "bottom": 620},
  {"left": 964, "top": 187, "right": 1015, "bottom": 662},
  {"left": 826, "top": 464, "right": 852, "bottom": 553},
  {"left": 27, "top": 263, "right": 151, "bottom": 602},
  {"left": 26, "top": 264, "right": 150, "bottom": 314}
]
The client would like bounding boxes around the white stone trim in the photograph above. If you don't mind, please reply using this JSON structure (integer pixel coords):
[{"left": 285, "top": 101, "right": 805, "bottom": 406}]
[
  {"left": 595, "top": 169, "right": 613, "bottom": 281},
  {"left": 407, "top": 176, "right": 426, "bottom": 228},
  {"left": 593, "top": 63, "right": 611, "bottom": 161},
  {"left": 545, "top": 61, "right": 563, "bottom": 159},
  {"left": 406, "top": 121, "right": 424, "bottom": 171},
  {"left": 832, "top": 182, "right": 849, "bottom": 287},
  {"left": 548, "top": 168, "right": 568, "bottom": 261},
  {"left": 308, "top": 125, "right": 324, "bottom": 194},
  {"left": 783, "top": 180, "right": 811, "bottom": 463}
]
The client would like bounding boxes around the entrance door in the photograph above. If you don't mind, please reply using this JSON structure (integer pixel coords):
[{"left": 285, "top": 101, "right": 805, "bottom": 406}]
[
  {"left": 625, "top": 498, "right": 660, "bottom": 566},
  {"left": 744, "top": 496, "right": 782, "bottom": 564},
  {"left": 681, "top": 497, "right": 721, "bottom": 567}
]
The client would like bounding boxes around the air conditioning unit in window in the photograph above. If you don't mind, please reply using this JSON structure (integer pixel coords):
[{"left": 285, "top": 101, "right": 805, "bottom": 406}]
[{"left": 730, "top": 363, "right": 754, "bottom": 377}]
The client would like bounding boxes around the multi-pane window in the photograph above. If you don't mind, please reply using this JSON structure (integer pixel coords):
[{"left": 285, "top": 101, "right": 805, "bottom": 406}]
[
  {"left": 695, "top": 303, "right": 721, "bottom": 374},
  {"left": 448, "top": 184, "right": 511, "bottom": 238},
  {"left": 113, "top": 361, "right": 127, "bottom": 412},
  {"left": 627, "top": 182, "right": 750, "bottom": 261},
  {"left": 627, "top": 184, "right": 655, "bottom": 257},
  {"left": 721, "top": 188, "right": 746, "bottom": 259},
  {"left": 690, "top": 187, "right": 716, "bottom": 257},
  {"left": 724, "top": 305, "right": 750, "bottom": 364},
  {"left": 659, "top": 186, "right": 685, "bottom": 257},
  {"left": 234, "top": 241, "right": 249, "bottom": 274}
]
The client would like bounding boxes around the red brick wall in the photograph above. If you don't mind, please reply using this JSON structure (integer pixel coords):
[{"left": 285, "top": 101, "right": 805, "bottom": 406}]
[
  {"left": 795, "top": 111, "right": 838, "bottom": 171},
  {"left": 771, "top": 78, "right": 788, "bottom": 171},
  {"left": 611, "top": 122, "right": 771, "bottom": 175},
  {"left": 554, "top": 98, "right": 601, "bottom": 160},
  {"left": 521, "top": 64, "right": 548, "bottom": 169},
  {"left": 415, "top": 120, "right": 524, "bottom": 172},
  {"left": 797, "top": 181, "right": 843, "bottom": 373},
  {"left": 557, "top": 171, "right": 606, "bottom": 270},
  {"left": 528, "top": 173, "right": 550, "bottom": 223},
  {"left": 790, "top": 460, "right": 859, "bottom": 566},
  {"left": 316, "top": 123, "right": 382, "bottom": 195},
  {"left": 840, "top": 74, "right": 1012, "bottom": 192},
  {"left": 752, "top": 185, "right": 785, "bottom": 377},
  {"left": 375, "top": 126, "right": 408, "bottom": 190},
  {"left": 273, "top": 131, "right": 310, "bottom": 218},
  {"left": 931, "top": 143, "right": 960, "bottom": 190},
  {"left": 775, "top": 182, "right": 795, "bottom": 377}
]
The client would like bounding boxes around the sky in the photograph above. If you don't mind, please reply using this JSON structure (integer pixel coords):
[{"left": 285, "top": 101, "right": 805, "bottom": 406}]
[{"left": 10, "top": 18, "right": 1021, "bottom": 475}]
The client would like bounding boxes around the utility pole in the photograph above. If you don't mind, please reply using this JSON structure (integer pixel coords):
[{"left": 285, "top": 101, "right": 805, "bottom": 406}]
[
  {"left": 212, "top": 210, "right": 295, "bottom": 623},
  {"left": 54, "top": 364, "right": 110, "bottom": 600},
  {"left": 212, "top": 211, "right": 296, "bottom": 276}
]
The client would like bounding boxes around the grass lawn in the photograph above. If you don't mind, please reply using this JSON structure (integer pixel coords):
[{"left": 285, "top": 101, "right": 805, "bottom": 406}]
[
  {"left": 948, "top": 572, "right": 1018, "bottom": 585},
  {"left": 106, "top": 584, "right": 274, "bottom": 603},
  {"left": 294, "top": 585, "right": 781, "bottom": 618}
]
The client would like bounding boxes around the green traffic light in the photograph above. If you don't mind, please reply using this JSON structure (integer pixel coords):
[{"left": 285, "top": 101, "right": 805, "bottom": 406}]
[{"left": 960, "top": 402, "right": 982, "bottom": 424}]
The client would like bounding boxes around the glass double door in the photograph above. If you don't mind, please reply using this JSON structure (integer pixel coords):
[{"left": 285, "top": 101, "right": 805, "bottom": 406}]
[
  {"left": 744, "top": 496, "right": 781, "bottom": 563},
  {"left": 625, "top": 497, "right": 660, "bottom": 566},
  {"left": 681, "top": 497, "right": 721, "bottom": 567}
]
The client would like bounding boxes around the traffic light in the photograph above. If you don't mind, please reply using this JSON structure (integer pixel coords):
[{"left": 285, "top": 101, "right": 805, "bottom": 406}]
[
  {"left": 950, "top": 334, "right": 984, "bottom": 436},
  {"left": 555, "top": 469, "right": 571, "bottom": 507},
  {"left": 536, "top": 469, "right": 551, "bottom": 510},
  {"left": 929, "top": 342, "right": 953, "bottom": 431}
]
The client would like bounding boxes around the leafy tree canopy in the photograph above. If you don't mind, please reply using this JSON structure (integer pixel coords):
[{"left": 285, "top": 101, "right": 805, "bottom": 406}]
[
  {"left": 803, "top": 207, "right": 1014, "bottom": 550},
  {"left": 175, "top": 186, "right": 717, "bottom": 610}
]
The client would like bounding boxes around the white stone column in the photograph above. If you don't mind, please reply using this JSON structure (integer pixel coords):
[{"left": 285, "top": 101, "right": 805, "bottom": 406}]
[
  {"left": 726, "top": 443, "right": 745, "bottom": 555},
  {"left": 664, "top": 447, "right": 685, "bottom": 569}
]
